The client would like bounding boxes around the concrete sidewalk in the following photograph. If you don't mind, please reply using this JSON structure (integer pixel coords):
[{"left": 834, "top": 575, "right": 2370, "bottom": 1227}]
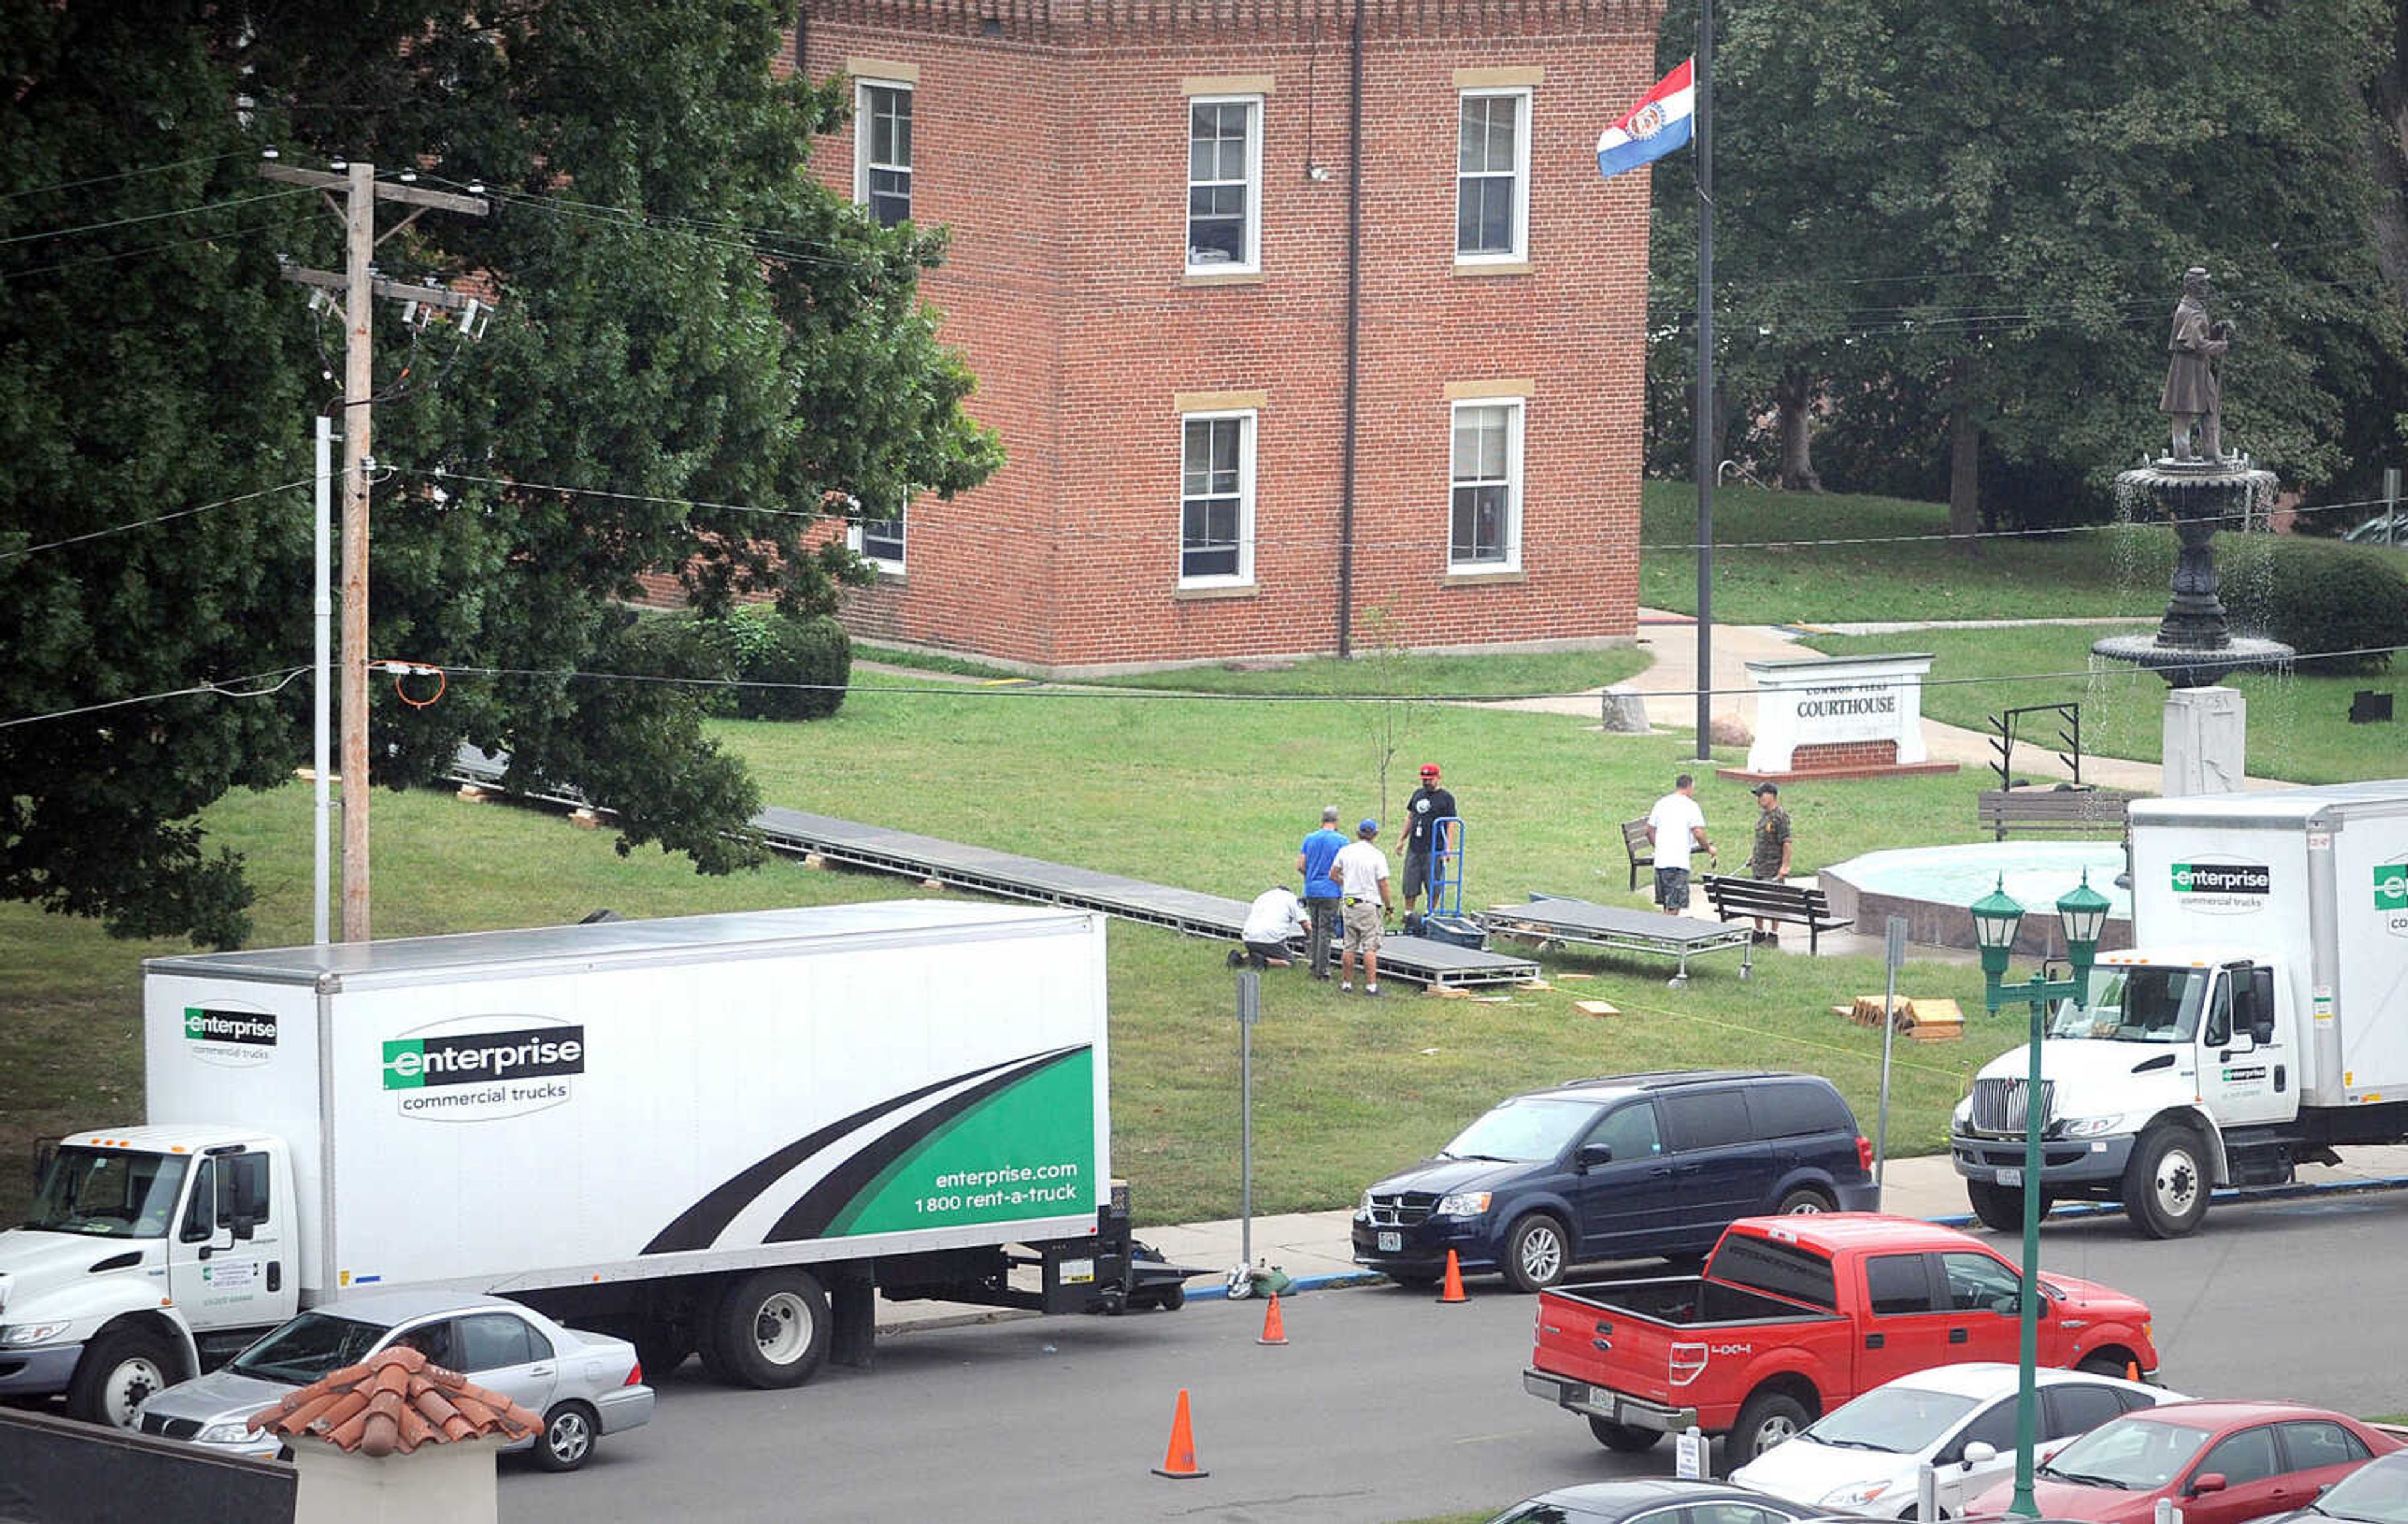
[{"left": 879, "top": 1145, "right": 2408, "bottom": 1330}]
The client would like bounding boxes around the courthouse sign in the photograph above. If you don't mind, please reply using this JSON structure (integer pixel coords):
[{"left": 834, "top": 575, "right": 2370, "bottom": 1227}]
[{"left": 1743, "top": 653, "right": 1941, "bottom": 777}]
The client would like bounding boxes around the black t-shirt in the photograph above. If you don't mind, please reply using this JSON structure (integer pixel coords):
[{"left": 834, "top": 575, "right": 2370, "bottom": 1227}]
[{"left": 1405, "top": 786, "right": 1458, "bottom": 849}]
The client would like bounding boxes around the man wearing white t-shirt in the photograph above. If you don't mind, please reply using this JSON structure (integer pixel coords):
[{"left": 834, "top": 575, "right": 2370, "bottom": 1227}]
[
  {"left": 1332, "top": 819, "right": 1393, "bottom": 995},
  {"left": 1233, "top": 884, "right": 1310, "bottom": 969},
  {"left": 1644, "top": 773, "right": 1716, "bottom": 913}
]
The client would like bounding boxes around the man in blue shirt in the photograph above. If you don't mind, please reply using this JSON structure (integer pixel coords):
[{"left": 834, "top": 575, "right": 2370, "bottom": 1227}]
[{"left": 1296, "top": 805, "right": 1348, "bottom": 980}]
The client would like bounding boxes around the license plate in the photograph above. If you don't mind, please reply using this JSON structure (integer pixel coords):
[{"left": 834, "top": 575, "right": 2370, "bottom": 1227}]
[
  {"left": 1997, "top": 1167, "right": 2022, "bottom": 1187},
  {"left": 1378, "top": 1231, "right": 1403, "bottom": 1253}
]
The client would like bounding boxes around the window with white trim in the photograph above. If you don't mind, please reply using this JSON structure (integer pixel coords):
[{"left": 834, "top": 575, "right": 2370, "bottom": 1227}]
[
  {"left": 1186, "top": 97, "right": 1262, "bottom": 273},
  {"left": 1449, "top": 400, "right": 1522, "bottom": 569},
  {"left": 1456, "top": 88, "right": 1529, "bottom": 261},
  {"left": 855, "top": 81, "right": 913, "bottom": 227},
  {"left": 850, "top": 502, "right": 906, "bottom": 572},
  {"left": 1179, "top": 411, "right": 1255, "bottom": 584}
]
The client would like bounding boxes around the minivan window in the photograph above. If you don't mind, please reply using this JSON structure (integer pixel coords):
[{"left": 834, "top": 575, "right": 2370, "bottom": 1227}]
[
  {"left": 1745, "top": 1079, "right": 1851, "bottom": 1139},
  {"left": 1707, "top": 1233, "right": 1838, "bottom": 1310},
  {"left": 1442, "top": 1096, "right": 1599, "bottom": 1164},
  {"left": 1660, "top": 1088, "right": 1752, "bottom": 1150},
  {"left": 1587, "top": 1100, "right": 1662, "bottom": 1161}
]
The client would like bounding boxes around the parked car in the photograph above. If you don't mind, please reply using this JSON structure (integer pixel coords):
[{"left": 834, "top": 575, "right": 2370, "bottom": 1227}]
[
  {"left": 132, "top": 1288, "right": 653, "bottom": 1472},
  {"left": 1731, "top": 1361, "right": 2186, "bottom": 1518},
  {"left": 2253, "top": 1448, "right": 2408, "bottom": 1524},
  {"left": 2342, "top": 512, "right": 2403, "bottom": 545},
  {"left": 1484, "top": 1478, "right": 1828, "bottom": 1524},
  {"left": 1354, "top": 1070, "right": 1879, "bottom": 1291},
  {"left": 1962, "top": 1401, "right": 2400, "bottom": 1524}
]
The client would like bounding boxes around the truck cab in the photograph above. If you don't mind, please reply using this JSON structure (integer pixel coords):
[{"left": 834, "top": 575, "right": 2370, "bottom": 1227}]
[
  {"left": 1952, "top": 946, "right": 2299, "bottom": 1239},
  {"left": 0, "top": 1127, "right": 298, "bottom": 1427}
]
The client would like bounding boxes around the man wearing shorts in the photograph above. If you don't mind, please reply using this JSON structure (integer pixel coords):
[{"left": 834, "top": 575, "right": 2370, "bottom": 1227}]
[
  {"left": 1333, "top": 818, "right": 1393, "bottom": 995},
  {"left": 1644, "top": 773, "right": 1715, "bottom": 913}
]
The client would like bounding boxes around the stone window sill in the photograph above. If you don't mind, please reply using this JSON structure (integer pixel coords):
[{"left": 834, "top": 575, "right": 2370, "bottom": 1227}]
[
  {"left": 1444, "top": 567, "right": 1526, "bottom": 587},
  {"left": 1173, "top": 582, "right": 1259, "bottom": 602}
]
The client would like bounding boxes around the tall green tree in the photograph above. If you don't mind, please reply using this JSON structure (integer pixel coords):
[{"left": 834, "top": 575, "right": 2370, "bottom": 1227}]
[
  {"left": 1647, "top": 0, "right": 2404, "bottom": 538},
  {"left": 0, "top": 1, "right": 1001, "bottom": 947}
]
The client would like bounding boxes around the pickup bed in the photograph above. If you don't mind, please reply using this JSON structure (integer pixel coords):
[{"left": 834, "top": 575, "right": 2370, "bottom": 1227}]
[{"left": 1523, "top": 1213, "right": 2157, "bottom": 1470}]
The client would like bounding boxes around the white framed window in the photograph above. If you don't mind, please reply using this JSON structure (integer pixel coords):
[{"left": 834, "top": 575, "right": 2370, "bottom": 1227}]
[
  {"left": 1449, "top": 400, "right": 1523, "bottom": 569},
  {"left": 1456, "top": 88, "right": 1529, "bottom": 261},
  {"left": 1186, "top": 96, "right": 1262, "bottom": 273},
  {"left": 850, "top": 503, "right": 906, "bottom": 573},
  {"left": 855, "top": 80, "right": 913, "bottom": 227},
  {"left": 1179, "top": 411, "right": 1255, "bottom": 585}
]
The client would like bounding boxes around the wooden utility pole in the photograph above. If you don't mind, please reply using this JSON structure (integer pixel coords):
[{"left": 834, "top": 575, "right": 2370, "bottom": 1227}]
[{"left": 263, "top": 162, "right": 487, "bottom": 941}]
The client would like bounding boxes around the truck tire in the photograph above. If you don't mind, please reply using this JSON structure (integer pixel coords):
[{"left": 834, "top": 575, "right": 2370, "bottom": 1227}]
[
  {"left": 2123, "top": 1126, "right": 2210, "bottom": 1239},
  {"left": 633, "top": 1322, "right": 693, "bottom": 1380},
  {"left": 533, "top": 1400, "right": 599, "bottom": 1471},
  {"left": 1966, "top": 1179, "right": 2055, "bottom": 1234},
  {"left": 1588, "top": 1416, "right": 1664, "bottom": 1453},
  {"left": 710, "top": 1269, "right": 831, "bottom": 1389},
  {"left": 1728, "top": 1389, "right": 1813, "bottom": 1469},
  {"left": 1502, "top": 1214, "right": 1570, "bottom": 1293},
  {"left": 65, "top": 1324, "right": 181, "bottom": 1430},
  {"left": 2078, "top": 1351, "right": 2134, "bottom": 1378}
]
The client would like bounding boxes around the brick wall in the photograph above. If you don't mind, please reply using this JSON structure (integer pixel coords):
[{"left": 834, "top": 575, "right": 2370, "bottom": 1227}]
[
  {"left": 784, "top": 0, "right": 1659, "bottom": 672},
  {"left": 1790, "top": 741, "right": 1901, "bottom": 772}
]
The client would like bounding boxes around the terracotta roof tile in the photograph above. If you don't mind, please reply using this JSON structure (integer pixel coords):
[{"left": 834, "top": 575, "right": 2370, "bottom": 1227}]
[{"left": 248, "top": 1345, "right": 541, "bottom": 1459}]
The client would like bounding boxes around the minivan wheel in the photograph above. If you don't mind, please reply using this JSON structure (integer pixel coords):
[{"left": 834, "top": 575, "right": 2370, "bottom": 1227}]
[
  {"left": 1775, "top": 1187, "right": 1832, "bottom": 1215},
  {"left": 1501, "top": 1214, "right": 1569, "bottom": 1293}
]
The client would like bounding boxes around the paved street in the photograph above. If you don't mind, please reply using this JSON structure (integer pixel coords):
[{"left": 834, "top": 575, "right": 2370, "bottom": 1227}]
[{"left": 503, "top": 1189, "right": 2408, "bottom": 1524}]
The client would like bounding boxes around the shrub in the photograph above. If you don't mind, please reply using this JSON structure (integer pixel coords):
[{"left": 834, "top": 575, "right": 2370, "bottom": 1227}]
[
  {"left": 614, "top": 612, "right": 739, "bottom": 715},
  {"left": 2223, "top": 537, "right": 2408, "bottom": 675},
  {"left": 727, "top": 609, "right": 852, "bottom": 721}
]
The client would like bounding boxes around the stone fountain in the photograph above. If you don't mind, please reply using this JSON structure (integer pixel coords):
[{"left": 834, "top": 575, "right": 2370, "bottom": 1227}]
[{"left": 2091, "top": 266, "right": 2293, "bottom": 795}]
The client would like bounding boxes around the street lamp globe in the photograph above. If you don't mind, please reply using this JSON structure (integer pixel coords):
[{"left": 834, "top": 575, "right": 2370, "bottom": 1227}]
[
  {"left": 1970, "top": 877, "right": 2027, "bottom": 983},
  {"left": 2056, "top": 870, "right": 2111, "bottom": 960}
]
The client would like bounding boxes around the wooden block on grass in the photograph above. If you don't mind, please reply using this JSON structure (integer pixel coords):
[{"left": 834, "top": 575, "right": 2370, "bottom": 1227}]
[
  {"left": 1515, "top": 979, "right": 1552, "bottom": 992},
  {"left": 1555, "top": 972, "right": 1595, "bottom": 982},
  {"left": 1573, "top": 999, "right": 1620, "bottom": 1019}
]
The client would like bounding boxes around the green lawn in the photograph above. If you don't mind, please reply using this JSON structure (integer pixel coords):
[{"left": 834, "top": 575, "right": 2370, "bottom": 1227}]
[
  {"left": 1803, "top": 627, "right": 2405, "bottom": 786},
  {"left": 1640, "top": 479, "right": 2180, "bottom": 624},
  {"left": 0, "top": 683, "right": 2024, "bottom": 1227}
]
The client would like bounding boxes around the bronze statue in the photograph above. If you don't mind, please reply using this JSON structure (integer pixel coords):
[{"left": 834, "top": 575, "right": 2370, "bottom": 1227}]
[{"left": 2160, "top": 266, "right": 2232, "bottom": 461}]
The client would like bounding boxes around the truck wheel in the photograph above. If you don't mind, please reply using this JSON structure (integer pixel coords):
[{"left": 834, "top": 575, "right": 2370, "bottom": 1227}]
[
  {"left": 2078, "top": 1351, "right": 2133, "bottom": 1378},
  {"left": 1728, "top": 1389, "right": 1812, "bottom": 1468},
  {"left": 1149, "top": 1282, "right": 1186, "bottom": 1311},
  {"left": 710, "top": 1269, "right": 831, "bottom": 1389},
  {"left": 66, "top": 1325, "right": 181, "bottom": 1430},
  {"left": 1775, "top": 1187, "right": 1833, "bottom": 1215},
  {"left": 1966, "top": 1179, "right": 2054, "bottom": 1234},
  {"left": 2123, "top": 1127, "right": 2210, "bottom": 1239},
  {"left": 1502, "top": 1214, "right": 1570, "bottom": 1293},
  {"left": 633, "top": 1322, "right": 693, "bottom": 1380},
  {"left": 1588, "top": 1416, "right": 1664, "bottom": 1452},
  {"left": 533, "top": 1400, "right": 598, "bottom": 1472}
]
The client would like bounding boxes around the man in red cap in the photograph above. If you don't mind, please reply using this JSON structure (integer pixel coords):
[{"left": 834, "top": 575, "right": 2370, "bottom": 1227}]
[{"left": 1400, "top": 762, "right": 1458, "bottom": 922}]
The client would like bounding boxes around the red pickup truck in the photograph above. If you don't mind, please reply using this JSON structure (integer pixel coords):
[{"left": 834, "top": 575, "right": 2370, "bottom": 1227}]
[{"left": 1523, "top": 1214, "right": 2157, "bottom": 1470}]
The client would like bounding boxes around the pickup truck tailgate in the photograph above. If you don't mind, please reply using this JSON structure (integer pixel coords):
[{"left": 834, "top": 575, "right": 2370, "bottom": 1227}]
[{"left": 1530, "top": 1276, "right": 1829, "bottom": 1401}]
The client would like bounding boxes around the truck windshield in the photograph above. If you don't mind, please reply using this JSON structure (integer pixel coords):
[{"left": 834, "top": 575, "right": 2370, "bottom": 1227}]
[
  {"left": 228, "top": 1311, "right": 393, "bottom": 1385},
  {"left": 2047, "top": 965, "right": 2206, "bottom": 1043},
  {"left": 1442, "top": 1098, "right": 1599, "bottom": 1164},
  {"left": 21, "top": 1147, "right": 189, "bottom": 1239}
]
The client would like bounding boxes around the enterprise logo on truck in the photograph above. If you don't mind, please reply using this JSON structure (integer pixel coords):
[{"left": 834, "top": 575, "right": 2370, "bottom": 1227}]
[
  {"left": 382, "top": 1017, "right": 584, "bottom": 1122},
  {"left": 2379, "top": 860, "right": 2408, "bottom": 938},
  {"left": 2170, "top": 859, "right": 2270, "bottom": 914},
  {"left": 183, "top": 1004, "right": 278, "bottom": 1067}
]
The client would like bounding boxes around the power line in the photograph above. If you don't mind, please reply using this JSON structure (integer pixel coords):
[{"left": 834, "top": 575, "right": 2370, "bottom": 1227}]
[
  {"left": 0, "top": 186, "right": 316, "bottom": 248},
  {"left": 0, "top": 478, "right": 314, "bottom": 562},
  {"left": 0, "top": 150, "right": 248, "bottom": 203},
  {"left": 0, "top": 668, "right": 310, "bottom": 730},
  {"left": 1, "top": 218, "right": 307, "bottom": 281}
]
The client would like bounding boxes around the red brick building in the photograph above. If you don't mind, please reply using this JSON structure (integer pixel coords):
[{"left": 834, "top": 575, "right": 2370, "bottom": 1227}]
[{"left": 790, "top": 0, "right": 1661, "bottom": 674}]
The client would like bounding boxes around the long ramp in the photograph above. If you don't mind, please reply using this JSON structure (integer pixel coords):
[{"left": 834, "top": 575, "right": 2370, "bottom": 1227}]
[{"left": 448, "top": 748, "right": 1538, "bottom": 988}]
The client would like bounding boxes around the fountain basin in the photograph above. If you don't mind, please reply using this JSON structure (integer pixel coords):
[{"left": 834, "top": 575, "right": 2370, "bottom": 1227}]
[
  {"left": 1820, "top": 841, "right": 2132, "bottom": 957},
  {"left": 2088, "top": 632, "right": 2296, "bottom": 691}
]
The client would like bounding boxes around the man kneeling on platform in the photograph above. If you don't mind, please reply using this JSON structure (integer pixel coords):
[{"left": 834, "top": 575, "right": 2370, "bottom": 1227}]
[{"left": 1233, "top": 882, "right": 1311, "bottom": 969}]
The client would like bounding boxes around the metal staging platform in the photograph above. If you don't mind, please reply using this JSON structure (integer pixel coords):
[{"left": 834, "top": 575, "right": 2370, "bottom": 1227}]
[
  {"left": 1482, "top": 892, "right": 1753, "bottom": 987},
  {"left": 448, "top": 748, "right": 1539, "bottom": 988}
]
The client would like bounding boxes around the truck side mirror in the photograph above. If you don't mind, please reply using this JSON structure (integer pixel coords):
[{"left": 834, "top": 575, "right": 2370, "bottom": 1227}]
[
  {"left": 1577, "top": 1142, "right": 1615, "bottom": 1168},
  {"left": 31, "top": 1138, "right": 56, "bottom": 1190},
  {"left": 2227, "top": 965, "right": 2260, "bottom": 1033}
]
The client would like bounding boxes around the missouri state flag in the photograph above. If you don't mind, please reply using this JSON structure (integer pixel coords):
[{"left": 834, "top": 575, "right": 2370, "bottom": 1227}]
[{"left": 1596, "top": 58, "right": 1695, "bottom": 181}]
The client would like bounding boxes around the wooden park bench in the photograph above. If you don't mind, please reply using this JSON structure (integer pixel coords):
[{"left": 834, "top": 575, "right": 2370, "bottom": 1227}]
[
  {"left": 1620, "top": 819, "right": 1654, "bottom": 891},
  {"left": 1701, "top": 875, "right": 1853, "bottom": 954},
  {"left": 1976, "top": 786, "right": 2141, "bottom": 841}
]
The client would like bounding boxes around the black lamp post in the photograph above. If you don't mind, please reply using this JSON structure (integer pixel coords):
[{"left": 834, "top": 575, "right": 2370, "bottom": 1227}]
[{"left": 1970, "top": 871, "right": 2110, "bottom": 1518}]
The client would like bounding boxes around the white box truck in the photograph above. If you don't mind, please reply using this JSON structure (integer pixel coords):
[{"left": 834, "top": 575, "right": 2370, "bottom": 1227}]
[
  {"left": 0, "top": 901, "right": 1190, "bottom": 1427},
  {"left": 1952, "top": 779, "right": 2408, "bottom": 1238}
]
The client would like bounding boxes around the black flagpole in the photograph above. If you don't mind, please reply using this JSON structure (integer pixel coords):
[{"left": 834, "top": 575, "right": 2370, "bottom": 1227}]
[{"left": 1692, "top": 6, "right": 1715, "bottom": 763}]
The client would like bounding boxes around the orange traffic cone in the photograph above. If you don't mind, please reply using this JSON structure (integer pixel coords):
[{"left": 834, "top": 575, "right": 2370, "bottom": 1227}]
[
  {"left": 1151, "top": 1387, "right": 1209, "bottom": 1479},
  {"left": 1257, "top": 1291, "right": 1289, "bottom": 1345},
  {"left": 1438, "top": 1248, "right": 1469, "bottom": 1304},
  {"left": 2127, "top": 1360, "right": 2141, "bottom": 1382}
]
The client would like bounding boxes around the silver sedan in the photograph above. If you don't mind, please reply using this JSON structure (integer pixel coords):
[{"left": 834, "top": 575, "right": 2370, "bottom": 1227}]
[{"left": 132, "top": 1287, "right": 653, "bottom": 1472}]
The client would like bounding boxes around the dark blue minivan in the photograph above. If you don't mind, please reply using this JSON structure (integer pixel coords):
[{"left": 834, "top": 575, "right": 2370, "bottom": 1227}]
[{"left": 1351, "top": 1070, "right": 1879, "bottom": 1291}]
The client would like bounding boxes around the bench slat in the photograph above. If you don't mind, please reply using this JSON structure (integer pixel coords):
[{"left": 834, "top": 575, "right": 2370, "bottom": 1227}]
[{"left": 1699, "top": 874, "right": 1852, "bottom": 954}]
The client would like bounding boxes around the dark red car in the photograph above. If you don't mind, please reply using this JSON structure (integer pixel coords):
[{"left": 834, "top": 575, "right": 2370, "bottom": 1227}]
[{"left": 1964, "top": 1400, "right": 2400, "bottom": 1524}]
